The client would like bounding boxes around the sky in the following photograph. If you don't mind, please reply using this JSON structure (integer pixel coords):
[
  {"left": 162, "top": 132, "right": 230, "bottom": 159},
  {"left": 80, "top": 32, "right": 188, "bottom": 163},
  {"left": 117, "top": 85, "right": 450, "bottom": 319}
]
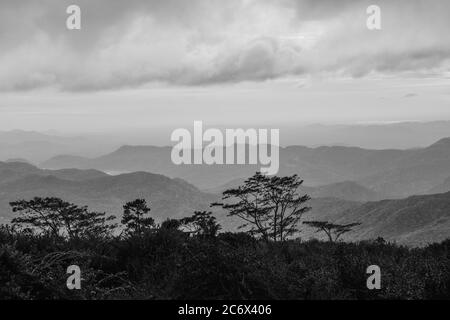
[{"left": 0, "top": 0, "right": 449, "bottom": 134}]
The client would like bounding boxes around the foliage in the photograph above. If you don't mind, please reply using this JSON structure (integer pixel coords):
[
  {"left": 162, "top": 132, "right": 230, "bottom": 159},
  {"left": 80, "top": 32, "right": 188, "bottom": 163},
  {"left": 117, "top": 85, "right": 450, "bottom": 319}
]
[
  {"left": 213, "top": 172, "right": 311, "bottom": 242},
  {"left": 10, "top": 197, "right": 116, "bottom": 240},
  {"left": 0, "top": 191, "right": 449, "bottom": 300},
  {"left": 303, "top": 221, "right": 361, "bottom": 242},
  {"left": 0, "top": 224, "right": 449, "bottom": 300},
  {"left": 179, "top": 211, "right": 221, "bottom": 238},
  {"left": 121, "top": 199, "right": 155, "bottom": 236}
]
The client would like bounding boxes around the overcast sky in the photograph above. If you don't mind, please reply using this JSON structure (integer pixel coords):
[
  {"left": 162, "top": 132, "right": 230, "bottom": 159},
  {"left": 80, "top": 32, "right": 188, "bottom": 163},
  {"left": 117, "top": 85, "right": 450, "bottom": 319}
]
[{"left": 0, "top": 0, "right": 449, "bottom": 133}]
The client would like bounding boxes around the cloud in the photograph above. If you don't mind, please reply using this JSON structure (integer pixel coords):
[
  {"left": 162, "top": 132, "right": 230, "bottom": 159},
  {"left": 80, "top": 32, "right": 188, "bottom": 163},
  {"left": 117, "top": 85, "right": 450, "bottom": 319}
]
[{"left": 0, "top": 0, "right": 449, "bottom": 91}]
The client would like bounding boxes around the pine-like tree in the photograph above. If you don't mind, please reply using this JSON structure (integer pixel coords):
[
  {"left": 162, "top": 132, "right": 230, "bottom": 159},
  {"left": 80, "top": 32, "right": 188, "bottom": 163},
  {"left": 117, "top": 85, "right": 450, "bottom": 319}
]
[
  {"left": 213, "top": 172, "right": 311, "bottom": 242},
  {"left": 121, "top": 199, "right": 155, "bottom": 235}
]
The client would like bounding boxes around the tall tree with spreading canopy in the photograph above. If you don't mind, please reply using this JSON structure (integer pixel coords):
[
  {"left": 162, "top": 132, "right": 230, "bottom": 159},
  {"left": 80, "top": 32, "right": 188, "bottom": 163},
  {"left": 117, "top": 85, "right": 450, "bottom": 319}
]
[
  {"left": 303, "top": 221, "right": 361, "bottom": 242},
  {"left": 10, "top": 197, "right": 116, "bottom": 239},
  {"left": 213, "top": 172, "right": 311, "bottom": 242},
  {"left": 121, "top": 199, "right": 155, "bottom": 235}
]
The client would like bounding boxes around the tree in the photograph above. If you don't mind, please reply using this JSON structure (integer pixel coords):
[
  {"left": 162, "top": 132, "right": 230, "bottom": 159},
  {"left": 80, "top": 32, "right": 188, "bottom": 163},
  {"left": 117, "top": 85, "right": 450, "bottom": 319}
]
[
  {"left": 179, "top": 211, "right": 221, "bottom": 238},
  {"left": 10, "top": 197, "right": 116, "bottom": 239},
  {"left": 71, "top": 209, "right": 117, "bottom": 239},
  {"left": 213, "top": 172, "right": 311, "bottom": 242},
  {"left": 303, "top": 221, "right": 361, "bottom": 242},
  {"left": 160, "top": 218, "right": 181, "bottom": 231},
  {"left": 121, "top": 199, "right": 155, "bottom": 235}
]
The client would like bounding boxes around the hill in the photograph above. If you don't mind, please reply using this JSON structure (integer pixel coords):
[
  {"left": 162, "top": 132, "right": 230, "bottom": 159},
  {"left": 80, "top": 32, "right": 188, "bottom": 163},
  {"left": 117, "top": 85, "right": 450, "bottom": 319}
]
[
  {"left": 41, "top": 138, "right": 450, "bottom": 197},
  {"left": 0, "top": 161, "right": 108, "bottom": 183},
  {"left": 208, "top": 179, "right": 379, "bottom": 202},
  {"left": 428, "top": 176, "right": 450, "bottom": 194},
  {"left": 317, "top": 191, "right": 450, "bottom": 246},
  {"left": 0, "top": 162, "right": 219, "bottom": 224},
  {"left": 1, "top": 161, "right": 450, "bottom": 246},
  {"left": 308, "top": 181, "right": 380, "bottom": 202},
  {"left": 0, "top": 130, "right": 121, "bottom": 163},
  {"left": 358, "top": 138, "right": 450, "bottom": 198},
  {"left": 41, "top": 143, "right": 402, "bottom": 189}
]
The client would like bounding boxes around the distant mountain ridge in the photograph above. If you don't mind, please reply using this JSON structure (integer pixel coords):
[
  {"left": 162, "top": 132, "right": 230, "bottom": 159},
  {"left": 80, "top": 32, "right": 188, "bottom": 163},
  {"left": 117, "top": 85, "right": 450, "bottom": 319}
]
[
  {"left": 208, "top": 179, "right": 381, "bottom": 203},
  {"left": 0, "top": 161, "right": 108, "bottom": 183},
  {"left": 3, "top": 121, "right": 450, "bottom": 162},
  {"left": 320, "top": 191, "right": 450, "bottom": 246},
  {"left": 428, "top": 176, "right": 450, "bottom": 194},
  {"left": 359, "top": 138, "right": 450, "bottom": 198},
  {"left": 0, "top": 161, "right": 449, "bottom": 246},
  {"left": 0, "top": 162, "right": 219, "bottom": 225},
  {"left": 0, "top": 130, "right": 120, "bottom": 163},
  {"left": 41, "top": 138, "right": 450, "bottom": 198},
  {"left": 308, "top": 181, "right": 381, "bottom": 202}
]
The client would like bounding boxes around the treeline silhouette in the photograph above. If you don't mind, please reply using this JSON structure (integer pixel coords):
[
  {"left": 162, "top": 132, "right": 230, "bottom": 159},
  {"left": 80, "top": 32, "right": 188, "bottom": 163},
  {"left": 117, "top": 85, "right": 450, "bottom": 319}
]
[{"left": 0, "top": 173, "right": 449, "bottom": 300}]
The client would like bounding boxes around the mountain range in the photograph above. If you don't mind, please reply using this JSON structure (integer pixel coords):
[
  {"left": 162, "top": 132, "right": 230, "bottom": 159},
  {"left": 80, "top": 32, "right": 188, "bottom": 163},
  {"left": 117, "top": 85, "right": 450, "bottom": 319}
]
[
  {"left": 1, "top": 134, "right": 450, "bottom": 246},
  {"left": 302, "top": 192, "right": 450, "bottom": 247},
  {"left": 0, "top": 161, "right": 218, "bottom": 225},
  {"left": 429, "top": 176, "right": 450, "bottom": 194},
  {"left": 41, "top": 138, "right": 450, "bottom": 198},
  {"left": 0, "top": 130, "right": 121, "bottom": 163},
  {"left": 208, "top": 179, "right": 381, "bottom": 202}
]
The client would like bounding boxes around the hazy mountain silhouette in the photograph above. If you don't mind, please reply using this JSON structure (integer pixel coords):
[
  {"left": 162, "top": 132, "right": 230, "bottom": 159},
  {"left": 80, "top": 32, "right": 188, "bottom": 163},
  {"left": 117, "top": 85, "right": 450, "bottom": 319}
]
[
  {"left": 5, "top": 158, "right": 32, "bottom": 164},
  {"left": 285, "top": 121, "right": 450, "bottom": 149},
  {"left": 208, "top": 179, "right": 380, "bottom": 202},
  {"left": 41, "top": 143, "right": 408, "bottom": 189},
  {"left": 0, "top": 130, "right": 120, "bottom": 162},
  {"left": 42, "top": 145, "right": 261, "bottom": 190},
  {"left": 41, "top": 138, "right": 450, "bottom": 198},
  {"left": 358, "top": 138, "right": 450, "bottom": 197},
  {"left": 307, "top": 181, "right": 381, "bottom": 202},
  {"left": 3, "top": 121, "right": 450, "bottom": 163},
  {"left": 0, "top": 162, "right": 218, "bottom": 224},
  {"left": 1, "top": 161, "right": 450, "bottom": 245},
  {"left": 0, "top": 161, "right": 107, "bottom": 183},
  {"left": 428, "top": 176, "right": 450, "bottom": 194},
  {"left": 306, "top": 191, "right": 450, "bottom": 246}
]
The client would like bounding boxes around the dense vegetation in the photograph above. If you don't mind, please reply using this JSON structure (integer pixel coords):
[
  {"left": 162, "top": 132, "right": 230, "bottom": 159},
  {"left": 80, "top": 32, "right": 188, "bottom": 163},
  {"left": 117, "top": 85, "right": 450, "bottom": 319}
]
[
  {"left": 1, "top": 226, "right": 449, "bottom": 300},
  {"left": 0, "top": 173, "right": 449, "bottom": 300}
]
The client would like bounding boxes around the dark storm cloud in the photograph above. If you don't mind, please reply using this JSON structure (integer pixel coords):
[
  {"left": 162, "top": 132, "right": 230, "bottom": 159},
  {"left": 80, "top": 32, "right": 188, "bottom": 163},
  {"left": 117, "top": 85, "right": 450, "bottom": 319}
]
[{"left": 0, "top": 0, "right": 449, "bottom": 91}]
